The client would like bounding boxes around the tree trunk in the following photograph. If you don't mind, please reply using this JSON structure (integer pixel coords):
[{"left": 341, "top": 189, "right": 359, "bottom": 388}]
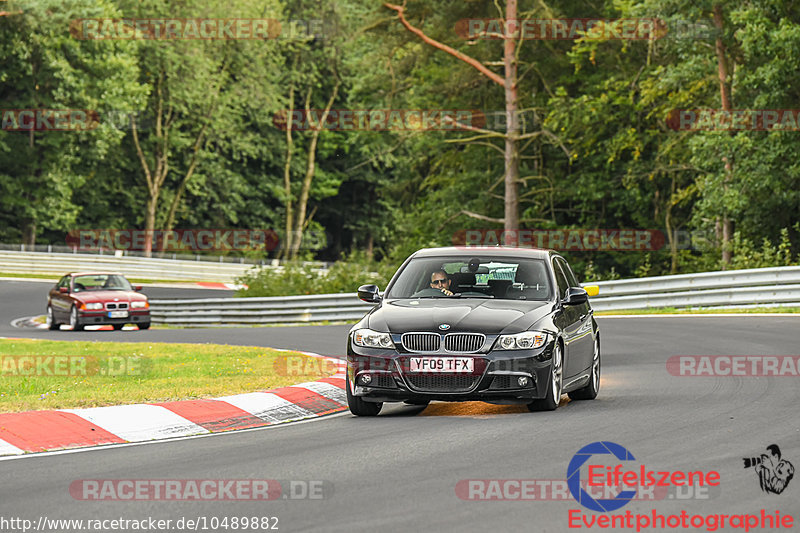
[
  {"left": 366, "top": 233, "right": 374, "bottom": 259},
  {"left": 713, "top": 4, "right": 733, "bottom": 268},
  {"left": 144, "top": 193, "right": 158, "bottom": 257},
  {"left": 384, "top": 2, "right": 515, "bottom": 227},
  {"left": 21, "top": 220, "right": 36, "bottom": 247},
  {"left": 503, "top": 0, "right": 520, "bottom": 232},
  {"left": 282, "top": 63, "right": 297, "bottom": 261},
  {"left": 289, "top": 81, "right": 340, "bottom": 258}
]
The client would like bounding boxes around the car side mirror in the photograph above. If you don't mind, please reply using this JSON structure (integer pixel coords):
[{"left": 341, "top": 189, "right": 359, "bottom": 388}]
[
  {"left": 59, "top": 287, "right": 69, "bottom": 294},
  {"left": 357, "top": 284, "right": 381, "bottom": 304},
  {"left": 133, "top": 285, "right": 143, "bottom": 291},
  {"left": 563, "top": 287, "right": 588, "bottom": 305}
]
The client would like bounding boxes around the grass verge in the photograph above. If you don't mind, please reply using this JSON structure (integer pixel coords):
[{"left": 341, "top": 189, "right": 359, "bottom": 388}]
[{"left": 0, "top": 338, "right": 337, "bottom": 412}]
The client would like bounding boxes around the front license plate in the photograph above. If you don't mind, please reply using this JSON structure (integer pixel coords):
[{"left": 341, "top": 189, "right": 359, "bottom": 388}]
[
  {"left": 108, "top": 310, "right": 129, "bottom": 318},
  {"left": 409, "top": 357, "right": 473, "bottom": 373}
]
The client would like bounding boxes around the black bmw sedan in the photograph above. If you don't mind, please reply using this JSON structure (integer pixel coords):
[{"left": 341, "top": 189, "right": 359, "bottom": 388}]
[{"left": 346, "top": 246, "right": 600, "bottom": 416}]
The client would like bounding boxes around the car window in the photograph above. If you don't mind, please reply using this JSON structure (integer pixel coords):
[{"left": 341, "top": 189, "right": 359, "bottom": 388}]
[
  {"left": 552, "top": 260, "right": 570, "bottom": 300},
  {"left": 72, "top": 274, "right": 132, "bottom": 291},
  {"left": 385, "top": 256, "right": 552, "bottom": 300},
  {"left": 57, "top": 276, "right": 69, "bottom": 289},
  {"left": 556, "top": 257, "right": 580, "bottom": 288}
]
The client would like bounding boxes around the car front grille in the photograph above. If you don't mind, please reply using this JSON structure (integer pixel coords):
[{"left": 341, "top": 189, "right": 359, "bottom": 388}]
[
  {"left": 106, "top": 303, "right": 128, "bottom": 310},
  {"left": 489, "top": 375, "right": 515, "bottom": 390},
  {"left": 369, "top": 373, "right": 396, "bottom": 389},
  {"left": 444, "top": 333, "right": 485, "bottom": 353},
  {"left": 404, "top": 373, "right": 481, "bottom": 393},
  {"left": 402, "top": 333, "right": 441, "bottom": 352}
]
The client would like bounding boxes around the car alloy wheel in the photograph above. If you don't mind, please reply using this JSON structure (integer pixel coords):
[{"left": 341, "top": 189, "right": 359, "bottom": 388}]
[
  {"left": 551, "top": 342, "right": 563, "bottom": 404},
  {"left": 46, "top": 306, "right": 59, "bottom": 330},
  {"left": 70, "top": 306, "right": 84, "bottom": 331},
  {"left": 528, "top": 342, "right": 563, "bottom": 411},
  {"left": 591, "top": 338, "right": 600, "bottom": 391}
]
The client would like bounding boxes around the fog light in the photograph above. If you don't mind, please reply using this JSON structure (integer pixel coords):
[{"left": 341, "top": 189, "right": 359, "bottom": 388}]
[
  {"left": 359, "top": 374, "right": 372, "bottom": 385},
  {"left": 518, "top": 376, "right": 529, "bottom": 387}
]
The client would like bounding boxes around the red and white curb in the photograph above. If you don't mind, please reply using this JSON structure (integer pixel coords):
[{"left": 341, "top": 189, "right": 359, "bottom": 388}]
[
  {"left": 11, "top": 316, "right": 142, "bottom": 331},
  {"left": 195, "top": 282, "right": 247, "bottom": 290},
  {"left": 0, "top": 351, "right": 347, "bottom": 457}
]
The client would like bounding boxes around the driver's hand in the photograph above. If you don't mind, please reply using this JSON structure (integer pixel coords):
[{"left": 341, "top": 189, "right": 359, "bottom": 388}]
[{"left": 441, "top": 288, "right": 453, "bottom": 296}]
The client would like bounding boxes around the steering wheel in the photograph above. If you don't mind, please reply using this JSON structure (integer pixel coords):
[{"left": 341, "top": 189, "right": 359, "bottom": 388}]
[{"left": 410, "top": 287, "right": 454, "bottom": 298}]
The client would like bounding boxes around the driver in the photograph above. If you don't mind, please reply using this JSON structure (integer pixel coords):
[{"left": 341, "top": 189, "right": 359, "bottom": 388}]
[{"left": 430, "top": 269, "right": 454, "bottom": 296}]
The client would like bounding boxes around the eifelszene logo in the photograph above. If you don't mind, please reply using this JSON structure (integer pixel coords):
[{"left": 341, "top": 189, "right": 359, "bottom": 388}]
[
  {"left": 743, "top": 444, "right": 794, "bottom": 495},
  {"left": 567, "top": 441, "right": 638, "bottom": 512}
]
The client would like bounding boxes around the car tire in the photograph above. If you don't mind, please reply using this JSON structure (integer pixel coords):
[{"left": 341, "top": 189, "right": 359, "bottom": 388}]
[
  {"left": 69, "top": 306, "right": 84, "bottom": 331},
  {"left": 46, "top": 306, "right": 59, "bottom": 330},
  {"left": 568, "top": 337, "right": 600, "bottom": 401},
  {"left": 527, "top": 342, "right": 563, "bottom": 412},
  {"left": 346, "top": 376, "right": 382, "bottom": 416},
  {"left": 113, "top": 324, "right": 125, "bottom": 330},
  {"left": 139, "top": 322, "right": 151, "bottom": 330}
]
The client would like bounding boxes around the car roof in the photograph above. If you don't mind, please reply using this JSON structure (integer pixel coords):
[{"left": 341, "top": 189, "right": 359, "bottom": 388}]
[
  {"left": 68, "top": 272, "right": 126, "bottom": 277},
  {"left": 411, "top": 246, "right": 553, "bottom": 260}
]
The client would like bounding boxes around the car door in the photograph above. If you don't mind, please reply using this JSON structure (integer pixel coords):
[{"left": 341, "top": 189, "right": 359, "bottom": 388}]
[
  {"left": 551, "top": 257, "right": 583, "bottom": 380},
  {"left": 556, "top": 257, "right": 594, "bottom": 378},
  {"left": 50, "top": 276, "right": 71, "bottom": 319}
]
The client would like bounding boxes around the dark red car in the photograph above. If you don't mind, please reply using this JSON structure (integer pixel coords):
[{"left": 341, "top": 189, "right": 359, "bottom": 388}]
[{"left": 47, "top": 272, "right": 151, "bottom": 331}]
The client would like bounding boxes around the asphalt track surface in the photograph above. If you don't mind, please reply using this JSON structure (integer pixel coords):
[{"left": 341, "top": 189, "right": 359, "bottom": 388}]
[{"left": 2, "top": 279, "right": 800, "bottom": 532}]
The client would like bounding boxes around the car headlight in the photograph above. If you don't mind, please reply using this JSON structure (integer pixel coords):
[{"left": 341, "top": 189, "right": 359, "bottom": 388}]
[
  {"left": 353, "top": 328, "right": 394, "bottom": 349},
  {"left": 496, "top": 331, "right": 548, "bottom": 350},
  {"left": 84, "top": 303, "right": 103, "bottom": 310},
  {"left": 131, "top": 301, "right": 148, "bottom": 309}
]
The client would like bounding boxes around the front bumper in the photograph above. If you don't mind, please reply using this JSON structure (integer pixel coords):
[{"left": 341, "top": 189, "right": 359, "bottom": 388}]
[
  {"left": 347, "top": 340, "right": 556, "bottom": 404},
  {"left": 76, "top": 310, "right": 150, "bottom": 326}
]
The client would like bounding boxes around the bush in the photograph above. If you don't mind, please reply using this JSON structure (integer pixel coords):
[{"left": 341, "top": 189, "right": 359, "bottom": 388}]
[{"left": 236, "top": 251, "right": 399, "bottom": 297}]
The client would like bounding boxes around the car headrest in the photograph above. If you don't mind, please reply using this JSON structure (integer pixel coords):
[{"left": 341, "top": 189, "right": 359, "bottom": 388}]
[
  {"left": 488, "top": 279, "right": 512, "bottom": 290},
  {"left": 450, "top": 272, "right": 476, "bottom": 287}
]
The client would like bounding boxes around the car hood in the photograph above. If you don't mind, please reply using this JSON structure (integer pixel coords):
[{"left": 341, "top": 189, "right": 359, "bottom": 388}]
[
  {"left": 367, "top": 298, "right": 554, "bottom": 335},
  {"left": 72, "top": 291, "right": 146, "bottom": 303}
]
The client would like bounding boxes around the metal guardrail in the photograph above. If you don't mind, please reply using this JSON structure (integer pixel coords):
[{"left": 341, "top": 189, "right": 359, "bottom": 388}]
[
  {"left": 0, "top": 251, "right": 257, "bottom": 282},
  {"left": 150, "top": 293, "right": 374, "bottom": 325},
  {"left": 149, "top": 266, "right": 800, "bottom": 326},
  {"left": 0, "top": 249, "right": 330, "bottom": 282},
  {"left": 586, "top": 266, "right": 800, "bottom": 311}
]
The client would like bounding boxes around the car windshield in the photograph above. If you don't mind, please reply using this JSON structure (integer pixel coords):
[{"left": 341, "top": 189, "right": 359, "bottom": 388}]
[
  {"left": 72, "top": 274, "right": 132, "bottom": 292},
  {"left": 385, "top": 256, "right": 552, "bottom": 300}
]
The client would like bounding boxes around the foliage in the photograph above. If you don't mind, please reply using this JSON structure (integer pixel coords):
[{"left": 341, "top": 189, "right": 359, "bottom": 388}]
[
  {"left": 1, "top": 0, "right": 799, "bottom": 281},
  {"left": 237, "top": 251, "right": 399, "bottom": 297}
]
